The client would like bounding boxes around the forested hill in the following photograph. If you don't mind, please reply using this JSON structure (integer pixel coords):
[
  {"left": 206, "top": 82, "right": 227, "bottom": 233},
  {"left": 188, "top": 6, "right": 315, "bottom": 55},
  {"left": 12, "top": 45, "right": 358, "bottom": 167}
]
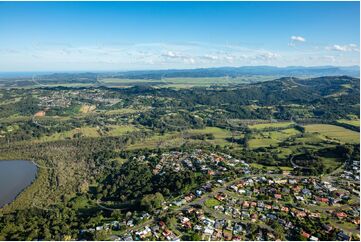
[
  {"left": 107, "top": 75, "right": 359, "bottom": 120},
  {"left": 119, "top": 75, "right": 359, "bottom": 104},
  {"left": 247, "top": 75, "right": 360, "bottom": 102}
]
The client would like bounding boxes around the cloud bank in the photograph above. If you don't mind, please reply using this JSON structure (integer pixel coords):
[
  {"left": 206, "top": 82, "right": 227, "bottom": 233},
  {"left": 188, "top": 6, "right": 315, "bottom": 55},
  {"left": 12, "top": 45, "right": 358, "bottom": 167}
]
[
  {"left": 0, "top": 41, "right": 359, "bottom": 71},
  {"left": 326, "top": 44, "right": 359, "bottom": 52}
]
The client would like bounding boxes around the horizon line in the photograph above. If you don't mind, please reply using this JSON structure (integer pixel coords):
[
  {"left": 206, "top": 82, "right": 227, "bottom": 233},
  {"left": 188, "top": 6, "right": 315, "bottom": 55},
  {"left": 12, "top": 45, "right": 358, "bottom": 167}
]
[{"left": 0, "top": 65, "right": 359, "bottom": 74}]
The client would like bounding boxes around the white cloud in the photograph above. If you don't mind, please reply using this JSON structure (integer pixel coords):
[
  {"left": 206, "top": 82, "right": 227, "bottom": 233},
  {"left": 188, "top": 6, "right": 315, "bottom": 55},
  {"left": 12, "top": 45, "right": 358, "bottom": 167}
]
[
  {"left": 291, "top": 36, "right": 306, "bottom": 42},
  {"left": 161, "top": 50, "right": 197, "bottom": 64},
  {"left": 326, "top": 44, "right": 359, "bottom": 52},
  {"left": 162, "top": 51, "right": 178, "bottom": 58},
  {"left": 289, "top": 35, "right": 306, "bottom": 47}
]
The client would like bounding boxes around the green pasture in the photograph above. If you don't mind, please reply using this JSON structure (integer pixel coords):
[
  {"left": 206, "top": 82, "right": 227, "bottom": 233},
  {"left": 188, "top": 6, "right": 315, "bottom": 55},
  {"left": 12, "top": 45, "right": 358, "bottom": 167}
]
[
  {"left": 127, "top": 126, "right": 234, "bottom": 150},
  {"left": 104, "top": 108, "right": 141, "bottom": 115},
  {"left": 38, "top": 125, "right": 136, "bottom": 142},
  {"left": 99, "top": 76, "right": 278, "bottom": 89},
  {"left": 248, "top": 121, "right": 294, "bottom": 130},
  {"left": 305, "top": 124, "right": 359, "bottom": 144},
  {"left": 204, "top": 198, "right": 221, "bottom": 208},
  {"left": 248, "top": 128, "right": 300, "bottom": 148},
  {"left": 337, "top": 119, "right": 360, "bottom": 127},
  {"left": 106, "top": 125, "right": 138, "bottom": 136}
]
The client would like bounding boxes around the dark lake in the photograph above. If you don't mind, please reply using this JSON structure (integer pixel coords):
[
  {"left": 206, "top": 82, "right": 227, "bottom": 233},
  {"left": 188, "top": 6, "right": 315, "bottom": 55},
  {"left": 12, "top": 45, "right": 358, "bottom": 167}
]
[{"left": 0, "top": 160, "right": 37, "bottom": 208}]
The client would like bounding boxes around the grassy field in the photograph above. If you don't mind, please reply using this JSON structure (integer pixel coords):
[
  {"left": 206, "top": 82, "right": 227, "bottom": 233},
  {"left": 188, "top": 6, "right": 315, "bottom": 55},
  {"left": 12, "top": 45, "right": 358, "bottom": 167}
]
[
  {"left": 38, "top": 126, "right": 100, "bottom": 142},
  {"left": 250, "top": 163, "right": 278, "bottom": 170},
  {"left": 126, "top": 132, "right": 177, "bottom": 150},
  {"left": 99, "top": 78, "right": 160, "bottom": 84},
  {"left": 127, "top": 126, "right": 234, "bottom": 150},
  {"left": 106, "top": 125, "right": 138, "bottom": 136},
  {"left": 79, "top": 104, "right": 96, "bottom": 114},
  {"left": 99, "top": 76, "right": 278, "bottom": 89},
  {"left": 34, "top": 116, "right": 72, "bottom": 122},
  {"left": 295, "top": 132, "right": 326, "bottom": 144},
  {"left": 104, "top": 108, "right": 146, "bottom": 115},
  {"left": 274, "top": 147, "right": 294, "bottom": 159},
  {"left": 248, "top": 121, "right": 294, "bottom": 130},
  {"left": 305, "top": 124, "right": 359, "bottom": 144},
  {"left": 320, "top": 157, "right": 343, "bottom": 171},
  {"left": 248, "top": 139, "right": 278, "bottom": 148},
  {"left": 337, "top": 119, "right": 360, "bottom": 127},
  {"left": 0, "top": 114, "right": 31, "bottom": 123},
  {"left": 187, "top": 127, "right": 234, "bottom": 146},
  {"left": 248, "top": 128, "right": 300, "bottom": 148},
  {"left": 204, "top": 198, "right": 221, "bottom": 208},
  {"left": 250, "top": 163, "right": 293, "bottom": 171},
  {"left": 163, "top": 77, "right": 237, "bottom": 89},
  {"left": 69, "top": 196, "right": 93, "bottom": 210},
  {"left": 38, "top": 125, "right": 137, "bottom": 142}
]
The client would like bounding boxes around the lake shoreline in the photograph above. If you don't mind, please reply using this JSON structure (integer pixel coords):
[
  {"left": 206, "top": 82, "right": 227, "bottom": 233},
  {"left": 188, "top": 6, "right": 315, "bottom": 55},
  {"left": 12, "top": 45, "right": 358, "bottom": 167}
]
[{"left": 0, "top": 160, "right": 38, "bottom": 208}]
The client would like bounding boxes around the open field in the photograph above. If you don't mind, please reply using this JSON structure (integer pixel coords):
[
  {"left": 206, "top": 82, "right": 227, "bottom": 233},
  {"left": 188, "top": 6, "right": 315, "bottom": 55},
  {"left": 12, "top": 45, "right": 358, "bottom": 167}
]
[
  {"left": 250, "top": 163, "right": 293, "bottom": 171},
  {"left": 187, "top": 127, "right": 234, "bottom": 146},
  {"left": 104, "top": 108, "right": 143, "bottom": 115},
  {"left": 126, "top": 132, "right": 180, "bottom": 150},
  {"left": 0, "top": 115, "right": 31, "bottom": 124},
  {"left": 127, "top": 127, "right": 234, "bottom": 150},
  {"left": 79, "top": 104, "right": 96, "bottom": 113},
  {"left": 204, "top": 198, "right": 221, "bottom": 208},
  {"left": 248, "top": 121, "right": 294, "bottom": 130},
  {"left": 100, "top": 78, "right": 160, "bottom": 84},
  {"left": 305, "top": 124, "right": 359, "bottom": 143},
  {"left": 248, "top": 138, "right": 278, "bottom": 148},
  {"left": 248, "top": 128, "right": 300, "bottom": 148},
  {"left": 319, "top": 157, "right": 343, "bottom": 171},
  {"left": 38, "top": 126, "right": 100, "bottom": 142},
  {"left": 99, "top": 76, "right": 278, "bottom": 89},
  {"left": 337, "top": 119, "right": 360, "bottom": 127},
  {"left": 38, "top": 125, "right": 137, "bottom": 142},
  {"left": 106, "top": 125, "right": 138, "bottom": 136}
]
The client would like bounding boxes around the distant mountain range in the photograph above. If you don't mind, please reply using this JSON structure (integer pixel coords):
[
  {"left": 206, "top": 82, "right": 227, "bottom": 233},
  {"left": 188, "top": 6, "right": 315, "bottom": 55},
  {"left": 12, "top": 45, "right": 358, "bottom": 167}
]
[
  {"left": 110, "top": 66, "right": 360, "bottom": 79},
  {"left": 0, "top": 65, "right": 359, "bottom": 79}
]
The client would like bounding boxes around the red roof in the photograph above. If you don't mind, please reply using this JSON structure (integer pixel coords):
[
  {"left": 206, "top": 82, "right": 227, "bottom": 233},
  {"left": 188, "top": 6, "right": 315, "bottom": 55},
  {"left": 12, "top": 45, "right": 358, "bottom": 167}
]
[
  {"left": 301, "top": 231, "right": 311, "bottom": 238},
  {"left": 320, "top": 197, "right": 329, "bottom": 203},
  {"left": 336, "top": 212, "right": 347, "bottom": 218}
]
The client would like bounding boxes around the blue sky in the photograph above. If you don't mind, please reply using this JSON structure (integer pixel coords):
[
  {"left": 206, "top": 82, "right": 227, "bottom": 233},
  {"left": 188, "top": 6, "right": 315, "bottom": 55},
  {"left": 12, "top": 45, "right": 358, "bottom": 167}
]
[{"left": 0, "top": 1, "right": 359, "bottom": 71}]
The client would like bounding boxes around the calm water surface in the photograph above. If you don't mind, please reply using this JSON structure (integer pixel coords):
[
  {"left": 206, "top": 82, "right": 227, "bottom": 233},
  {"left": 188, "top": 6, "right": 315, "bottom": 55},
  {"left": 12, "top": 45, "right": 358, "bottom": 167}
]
[{"left": 0, "top": 160, "right": 37, "bottom": 208}]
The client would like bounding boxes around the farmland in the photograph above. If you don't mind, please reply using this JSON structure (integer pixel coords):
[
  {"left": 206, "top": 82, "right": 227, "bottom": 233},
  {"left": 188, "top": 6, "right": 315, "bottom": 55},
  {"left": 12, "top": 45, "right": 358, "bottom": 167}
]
[
  {"left": 247, "top": 128, "right": 300, "bottom": 148},
  {"left": 126, "top": 127, "right": 234, "bottom": 150},
  {"left": 337, "top": 119, "right": 360, "bottom": 127},
  {"left": 98, "top": 76, "right": 278, "bottom": 89},
  {"left": 248, "top": 121, "right": 294, "bottom": 130},
  {"left": 305, "top": 124, "right": 360, "bottom": 143}
]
